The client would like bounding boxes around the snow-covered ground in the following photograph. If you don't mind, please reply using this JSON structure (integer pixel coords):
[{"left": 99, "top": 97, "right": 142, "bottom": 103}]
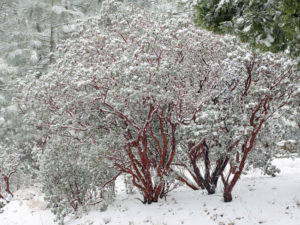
[{"left": 0, "top": 158, "right": 299, "bottom": 225}]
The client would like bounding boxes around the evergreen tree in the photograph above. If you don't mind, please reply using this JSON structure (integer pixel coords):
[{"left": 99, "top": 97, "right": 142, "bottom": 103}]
[{"left": 195, "top": 0, "right": 300, "bottom": 59}]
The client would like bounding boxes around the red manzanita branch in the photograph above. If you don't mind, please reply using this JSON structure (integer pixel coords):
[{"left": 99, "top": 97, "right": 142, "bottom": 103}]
[{"left": 221, "top": 116, "right": 266, "bottom": 202}]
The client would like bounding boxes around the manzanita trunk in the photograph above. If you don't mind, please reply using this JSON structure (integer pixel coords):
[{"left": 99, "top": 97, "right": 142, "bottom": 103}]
[
  {"left": 176, "top": 141, "right": 229, "bottom": 195},
  {"left": 223, "top": 189, "right": 232, "bottom": 202},
  {"left": 0, "top": 161, "right": 19, "bottom": 199},
  {"left": 114, "top": 105, "right": 177, "bottom": 204}
]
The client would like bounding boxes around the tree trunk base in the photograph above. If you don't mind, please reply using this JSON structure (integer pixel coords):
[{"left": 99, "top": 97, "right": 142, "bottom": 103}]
[
  {"left": 207, "top": 189, "right": 215, "bottom": 195},
  {"left": 223, "top": 192, "right": 232, "bottom": 202}
]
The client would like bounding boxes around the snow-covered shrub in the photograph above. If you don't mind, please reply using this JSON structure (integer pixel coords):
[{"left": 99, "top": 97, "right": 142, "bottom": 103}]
[
  {"left": 0, "top": 116, "right": 35, "bottom": 203},
  {"left": 0, "top": 143, "right": 20, "bottom": 200},
  {"left": 175, "top": 36, "right": 299, "bottom": 201},
  {"left": 40, "top": 140, "right": 116, "bottom": 223},
  {"left": 19, "top": 0, "right": 227, "bottom": 203},
  {"left": 0, "top": 117, "right": 38, "bottom": 206},
  {"left": 19, "top": 0, "right": 299, "bottom": 205}
]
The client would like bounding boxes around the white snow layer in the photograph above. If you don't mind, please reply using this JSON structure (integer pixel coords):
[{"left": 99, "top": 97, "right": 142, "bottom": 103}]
[{"left": 0, "top": 158, "right": 300, "bottom": 225}]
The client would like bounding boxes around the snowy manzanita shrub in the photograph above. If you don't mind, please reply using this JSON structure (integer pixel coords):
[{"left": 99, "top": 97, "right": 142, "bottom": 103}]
[
  {"left": 19, "top": 0, "right": 233, "bottom": 204},
  {"left": 0, "top": 143, "right": 20, "bottom": 201},
  {"left": 19, "top": 0, "right": 299, "bottom": 205},
  {"left": 175, "top": 35, "right": 299, "bottom": 201},
  {"left": 40, "top": 139, "right": 116, "bottom": 223},
  {"left": 0, "top": 111, "right": 39, "bottom": 207},
  {"left": 217, "top": 51, "right": 298, "bottom": 202}
]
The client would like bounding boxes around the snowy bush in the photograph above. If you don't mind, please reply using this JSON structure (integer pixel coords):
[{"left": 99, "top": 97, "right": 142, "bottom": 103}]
[
  {"left": 0, "top": 143, "right": 20, "bottom": 200},
  {"left": 175, "top": 38, "right": 299, "bottom": 201},
  {"left": 40, "top": 140, "right": 116, "bottom": 223},
  {"left": 19, "top": 0, "right": 299, "bottom": 205},
  {"left": 0, "top": 105, "right": 36, "bottom": 204},
  {"left": 20, "top": 0, "right": 225, "bottom": 203}
]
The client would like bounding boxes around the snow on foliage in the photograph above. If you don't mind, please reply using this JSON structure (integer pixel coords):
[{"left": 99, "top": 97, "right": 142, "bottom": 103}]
[
  {"left": 195, "top": 0, "right": 300, "bottom": 59},
  {"left": 0, "top": 143, "right": 21, "bottom": 200},
  {"left": 18, "top": 0, "right": 299, "bottom": 218}
]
